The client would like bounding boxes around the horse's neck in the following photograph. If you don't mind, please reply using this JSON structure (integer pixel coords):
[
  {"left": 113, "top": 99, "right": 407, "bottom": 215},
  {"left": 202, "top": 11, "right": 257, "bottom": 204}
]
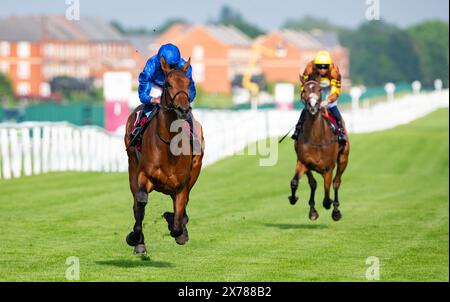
[
  {"left": 303, "top": 113, "right": 331, "bottom": 143},
  {"left": 156, "top": 109, "right": 176, "bottom": 141}
]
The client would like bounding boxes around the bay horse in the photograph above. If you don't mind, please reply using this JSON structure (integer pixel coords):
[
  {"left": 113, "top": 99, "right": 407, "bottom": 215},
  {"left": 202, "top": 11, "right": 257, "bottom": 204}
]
[
  {"left": 289, "top": 80, "right": 350, "bottom": 221},
  {"left": 124, "top": 56, "right": 204, "bottom": 254}
]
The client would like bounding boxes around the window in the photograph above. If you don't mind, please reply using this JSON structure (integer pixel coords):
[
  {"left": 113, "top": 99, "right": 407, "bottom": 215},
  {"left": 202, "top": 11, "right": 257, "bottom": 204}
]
[
  {"left": 17, "top": 42, "right": 31, "bottom": 58},
  {"left": 192, "top": 46, "right": 204, "bottom": 60},
  {"left": 17, "top": 61, "right": 30, "bottom": 79},
  {"left": 0, "top": 61, "right": 9, "bottom": 73},
  {"left": 192, "top": 63, "right": 205, "bottom": 83},
  {"left": 39, "top": 82, "right": 51, "bottom": 97},
  {"left": 17, "top": 82, "right": 30, "bottom": 96},
  {"left": 0, "top": 42, "right": 10, "bottom": 57}
]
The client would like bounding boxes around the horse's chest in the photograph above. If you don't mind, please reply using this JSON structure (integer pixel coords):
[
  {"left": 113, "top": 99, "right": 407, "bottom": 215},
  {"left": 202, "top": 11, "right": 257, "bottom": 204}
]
[
  {"left": 298, "top": 145, "right": 337, "bottom": 172},
  {"left": 150, "top": 167, "right": 190, "bottom": 192}
]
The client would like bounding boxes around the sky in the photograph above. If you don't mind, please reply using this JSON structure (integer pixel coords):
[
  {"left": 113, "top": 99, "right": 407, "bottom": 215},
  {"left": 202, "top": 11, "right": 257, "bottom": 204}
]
[{"left": 0, "top": 0, "right": 448, "bottom": 31}]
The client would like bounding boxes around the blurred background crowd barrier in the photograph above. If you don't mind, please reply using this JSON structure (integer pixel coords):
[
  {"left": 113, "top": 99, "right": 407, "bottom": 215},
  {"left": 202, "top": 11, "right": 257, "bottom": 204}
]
[{"left": 1, "top": 88, "right": 447, "bottom": 179}]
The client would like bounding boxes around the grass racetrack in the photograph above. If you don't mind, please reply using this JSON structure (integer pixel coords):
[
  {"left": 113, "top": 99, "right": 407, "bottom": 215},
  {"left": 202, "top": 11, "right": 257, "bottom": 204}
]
[{"left": 0, "top": 109, "right": 448, "bottom": 281}]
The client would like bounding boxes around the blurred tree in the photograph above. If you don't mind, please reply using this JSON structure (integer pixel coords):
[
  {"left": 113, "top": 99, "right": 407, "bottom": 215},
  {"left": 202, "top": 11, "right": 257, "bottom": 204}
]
[
  {"left": 212, "top": 5, "right": 266, "bottom": 38},
  {"left": 50, "top": 76, "right": 102, "bottom": 103},
  {"left": 340, "top": 21, "right": 422, "bottom": 86},
  {"left": 408, "top": 20, "right": 449, "bottom": 86},
  {"left": 0, "top": 73, "right": 14, "bottom": 104},
  {"left": 111, "top": 19, "right": 189, "bottom": 36},
  {"left": 156, "top": 18, "right": 190, "bottom": 33},
  {"left": 282, "top": 16, "right": 341, "bottom": 32}
]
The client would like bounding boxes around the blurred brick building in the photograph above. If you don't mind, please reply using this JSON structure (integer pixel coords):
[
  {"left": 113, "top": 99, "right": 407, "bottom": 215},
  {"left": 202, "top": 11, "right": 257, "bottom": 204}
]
[
  {"left": 153, "top": 23, "right": 253, "bottom": 93},
  {"left": 256, "top": 29, "right": 350, "bottom": 89},
  {"left": 0, "top": 15, "right": 140, "bottom": 99}
]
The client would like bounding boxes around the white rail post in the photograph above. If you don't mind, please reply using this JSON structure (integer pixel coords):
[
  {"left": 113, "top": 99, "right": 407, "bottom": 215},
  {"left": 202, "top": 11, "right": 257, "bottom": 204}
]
[
  {"left": 1, "top": 128, "right": 11, "bottom": 179},
  {"left": 385, "top": 82, "right": 396, "bottom": 102},
  {"left": 22, "top": 127, "right": 32, "bottom": 176},
  {"left": 42, "top": 126, "right": 50, "bottom": 173},
  {"left": 9, "top": 128, "right": 21, "bottom": 178},
  {"left": 32, "top": 127, "right": 41, "bottom": 175}
]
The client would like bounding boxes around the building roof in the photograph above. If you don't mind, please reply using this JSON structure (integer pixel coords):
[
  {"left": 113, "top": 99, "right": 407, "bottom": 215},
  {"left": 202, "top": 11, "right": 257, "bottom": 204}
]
[
  {"left": 310, "top": 29, "right": 341, "bottom": 49},
  {"left": 278, "top": 29, "right": 324, "bottom": 49},
  {"left": 126, "top": 34, "right": 157, "bottom": 56},
  {"left": 204, "top": 24, "right": 252, "bottom": 46},
  {"left": 0, "top": 15, "right": 124, "bottom": 42}
]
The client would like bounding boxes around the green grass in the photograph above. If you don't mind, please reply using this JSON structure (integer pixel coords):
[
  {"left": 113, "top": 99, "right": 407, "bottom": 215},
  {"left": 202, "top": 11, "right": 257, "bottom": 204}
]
[{"left": 0, "top": 109, "right": 448, "bottom": 281}]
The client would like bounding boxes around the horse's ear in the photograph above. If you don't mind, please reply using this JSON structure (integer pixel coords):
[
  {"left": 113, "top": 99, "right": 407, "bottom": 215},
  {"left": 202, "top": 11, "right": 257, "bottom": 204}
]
[
  {"left": 299, "top": 74, "right": 306, "bottom": 85},
  {"left": 160, "top": 56, "right": 171, "bottom": 74},
  {"left": 180, "top": 57, "right": 191, "bottom": 73}
]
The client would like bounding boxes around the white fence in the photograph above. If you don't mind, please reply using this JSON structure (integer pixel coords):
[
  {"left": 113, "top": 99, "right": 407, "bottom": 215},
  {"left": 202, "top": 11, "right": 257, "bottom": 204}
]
[
  {"left": 1, "top": 89, "right": 448, "bottom": 179},
  {"left": 0, "top": 122, "right": 127, "bottom": 179},
  {"left": 194, "top": 89, "right": 449, "bottom": 166}
]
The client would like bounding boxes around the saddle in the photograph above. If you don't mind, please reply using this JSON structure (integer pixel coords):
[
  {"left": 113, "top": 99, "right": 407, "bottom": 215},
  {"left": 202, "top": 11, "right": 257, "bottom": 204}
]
[
  {"left": 129, "top": 107, "right": 160, "bottom": 152},
  {"left": 322, "top": 110, "right": 347, "bottom": 136}
]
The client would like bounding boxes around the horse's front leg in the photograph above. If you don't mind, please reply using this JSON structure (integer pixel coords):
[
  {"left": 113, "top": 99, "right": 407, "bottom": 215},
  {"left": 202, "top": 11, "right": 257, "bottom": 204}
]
[
  {"left": 126, "top": 171, "right": 153, "bottom": 254},
  {"left": 289, "top": 161, "right": 307, "bottom": 205},
  {"left": 306, "top": 171, "right": 319, "bottom": 221},
  {"left": 168, "top": 188, "right": 189, "bottom": 245}
]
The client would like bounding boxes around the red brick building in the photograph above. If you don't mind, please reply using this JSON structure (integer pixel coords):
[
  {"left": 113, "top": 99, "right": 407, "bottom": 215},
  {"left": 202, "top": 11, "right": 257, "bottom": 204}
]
[
  {"left": 256, "top": 29, "right": 350, "bottom": 88},
  {"left": 153, "top": 24, "right": 253, "bottom": 93},
  {"left": 0, "top": 16, "right": 141, "bottom": 98}
]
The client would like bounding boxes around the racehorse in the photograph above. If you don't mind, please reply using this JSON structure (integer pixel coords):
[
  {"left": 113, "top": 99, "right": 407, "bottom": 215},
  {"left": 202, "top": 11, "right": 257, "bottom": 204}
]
[
  {"left": 124, "top": 57, "right": 204, "bottom": 254},
  {"left": 289, "top": 80, "right": 350, "bottom": 221}
]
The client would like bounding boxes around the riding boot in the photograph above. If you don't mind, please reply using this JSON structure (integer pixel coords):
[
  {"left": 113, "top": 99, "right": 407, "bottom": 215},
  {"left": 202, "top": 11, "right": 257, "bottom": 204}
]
[
  {"left": 335, "top": 118, "right": 347, "bottom": 145},
  {"left": 291, "top": 109, "right": 306, "bottom": 140},
  {"left": 129, "top": 104, "right": 153, "bottom": 147}
]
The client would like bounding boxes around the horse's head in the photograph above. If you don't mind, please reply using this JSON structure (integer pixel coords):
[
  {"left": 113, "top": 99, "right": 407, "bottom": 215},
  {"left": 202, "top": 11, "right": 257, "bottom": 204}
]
[
  {"left": 301, "top": 80, "right": 321, "bottom": 116},
  {"left": 160, "top": 56, "right": 191, "bottom": 120}
]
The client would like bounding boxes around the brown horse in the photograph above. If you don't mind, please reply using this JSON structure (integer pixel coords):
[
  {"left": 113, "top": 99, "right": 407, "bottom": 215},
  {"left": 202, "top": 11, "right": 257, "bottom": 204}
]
[
  {"left": 124, "top": 57, "right": 204, "bottom": 254},
  {"left": 289, "top": 80, "right": 350, "bottom": 221}
]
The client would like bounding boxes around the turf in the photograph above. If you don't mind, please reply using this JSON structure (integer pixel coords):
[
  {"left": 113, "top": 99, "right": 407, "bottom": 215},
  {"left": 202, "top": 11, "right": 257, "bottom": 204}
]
[{"left": 0, "top": 109, "right": 448, "bottom": 281}]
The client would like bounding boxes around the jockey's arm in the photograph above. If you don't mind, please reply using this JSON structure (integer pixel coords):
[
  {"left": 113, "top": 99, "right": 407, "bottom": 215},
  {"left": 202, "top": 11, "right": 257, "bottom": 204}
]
[
  {"left": 138, "top": 57, "right": 157, "bottom": 104},
  {"left": 300, "top": 61, "right": 315, "bottom": 93},
  {"left": 327, "top": 65, "right": 342, "bottom": 103}
]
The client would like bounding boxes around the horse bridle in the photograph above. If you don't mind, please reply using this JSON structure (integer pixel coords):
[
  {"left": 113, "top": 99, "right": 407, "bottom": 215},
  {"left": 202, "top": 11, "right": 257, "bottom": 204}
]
[
  {"left": 157, "top": 70, "right": 192, "bottom": 144},
  {"left": 160, "top": 70, "right": 192, "bottom": 118}
]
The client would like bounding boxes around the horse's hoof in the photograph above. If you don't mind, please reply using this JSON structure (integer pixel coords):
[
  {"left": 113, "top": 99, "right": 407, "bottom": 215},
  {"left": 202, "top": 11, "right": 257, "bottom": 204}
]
[
  {"left": 323, "top": 199, "right": 332, "bottom": 210},
  {"left": 163, "top": 212, "right": 174, "bottom": 231},
  {"left": 170, "top": 228, "right": 183, "bottom": 238},
  {"left": 175, "top": 229, "right": 189, "bottom": 245},
  {"left": 133, "top": 244, "right": 147, "bottom": 255},
  {"left": 289, "top": 196, "right": 299, "bottom": 205},
  {"left": 309, "top": 208, "right": 319, "bottom": 221},
  {"left": 126, "top": 231, "right": 143, "bottom": 247},
  {"left": 332, "top": 210, "right": 342, "bottom": 221}
]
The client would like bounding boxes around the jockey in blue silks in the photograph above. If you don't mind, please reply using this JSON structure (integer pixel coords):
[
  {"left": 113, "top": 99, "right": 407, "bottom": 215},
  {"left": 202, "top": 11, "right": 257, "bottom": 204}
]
[{"left": 130, "top": 43, "right": 196, "bottom": 145}]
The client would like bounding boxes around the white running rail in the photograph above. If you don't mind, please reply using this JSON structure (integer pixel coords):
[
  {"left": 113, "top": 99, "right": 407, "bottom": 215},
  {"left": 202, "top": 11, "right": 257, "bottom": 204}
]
[{"left": 0, "top": 90, "right": 448, "bottom": 179}]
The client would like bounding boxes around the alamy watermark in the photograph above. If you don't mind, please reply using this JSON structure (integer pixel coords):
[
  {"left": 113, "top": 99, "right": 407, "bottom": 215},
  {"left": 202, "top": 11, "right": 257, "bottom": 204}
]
[
  {"left": 65, "top": 0, "right": 80, "bottom": 21},
  {"left": 365, "top": 256, "right": 381, "bottom": 281},
  {"left": 65, "top": 256, "right": 80, "bottom": 280},
  {"left": 168, "top": 119, "right": 279, "bottom": 167},
  {"left": 365, "top": 0, "right": 381, "bottom": 21}
]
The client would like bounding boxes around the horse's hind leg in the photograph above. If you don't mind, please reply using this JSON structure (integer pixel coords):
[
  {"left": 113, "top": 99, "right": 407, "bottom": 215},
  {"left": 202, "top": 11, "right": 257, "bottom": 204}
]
[
  {"left": 332, "top": 149, "right": 349, "bottom": 221},
  {"left": 289, "top": 161, "right": 306, "bottom": 205},
  {"left": 306, "top": 171, "right": 319, "bottom": 221}
]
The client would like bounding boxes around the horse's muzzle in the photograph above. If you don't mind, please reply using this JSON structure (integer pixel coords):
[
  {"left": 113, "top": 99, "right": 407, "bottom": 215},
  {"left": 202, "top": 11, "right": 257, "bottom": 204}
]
[{"left": 174, "top": 106, "right": 191, "bottom": 120}]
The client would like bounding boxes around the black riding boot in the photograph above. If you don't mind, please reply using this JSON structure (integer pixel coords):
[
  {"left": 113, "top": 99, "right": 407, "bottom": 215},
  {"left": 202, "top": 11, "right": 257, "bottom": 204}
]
[
  {"left": 335, "top": 118, "right": 347, "bottom": 145},
  {"left": 291, "top": 109, "right": 306, "bottom": 140},
  {"left": 129, "top": 105, "right": 153, "bottom": 147}
]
